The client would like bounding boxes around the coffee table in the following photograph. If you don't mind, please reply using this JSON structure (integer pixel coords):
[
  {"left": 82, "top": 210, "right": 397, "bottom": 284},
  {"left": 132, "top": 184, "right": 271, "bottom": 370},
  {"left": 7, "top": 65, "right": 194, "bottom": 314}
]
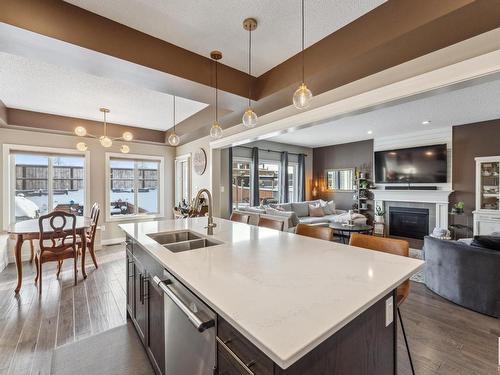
[{"left": 329, "top": 222, "right": 373, "bottom": 244}]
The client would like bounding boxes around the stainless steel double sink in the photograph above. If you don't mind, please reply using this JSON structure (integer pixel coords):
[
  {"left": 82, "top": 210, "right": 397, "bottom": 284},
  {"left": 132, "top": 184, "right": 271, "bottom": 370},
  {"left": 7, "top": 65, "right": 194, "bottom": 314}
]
[{"left": 147, "top": 230, "right": 222, "bottom": 253}]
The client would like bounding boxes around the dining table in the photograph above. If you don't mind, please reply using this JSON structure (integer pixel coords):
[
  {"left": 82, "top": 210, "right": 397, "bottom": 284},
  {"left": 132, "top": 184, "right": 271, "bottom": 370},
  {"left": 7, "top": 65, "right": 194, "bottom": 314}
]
[{"left": 8, "top": 216, "right": 91, "bottom": 294}]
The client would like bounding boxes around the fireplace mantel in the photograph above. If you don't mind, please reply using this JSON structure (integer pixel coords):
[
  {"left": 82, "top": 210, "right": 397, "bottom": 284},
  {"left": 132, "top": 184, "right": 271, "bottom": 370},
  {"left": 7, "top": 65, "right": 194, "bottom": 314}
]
[
  {"left": 370, "top": 189, "right": 453, "bottom": 204},
  {"left": 371, "top": 189, "right": 453, "bottom": 230}
]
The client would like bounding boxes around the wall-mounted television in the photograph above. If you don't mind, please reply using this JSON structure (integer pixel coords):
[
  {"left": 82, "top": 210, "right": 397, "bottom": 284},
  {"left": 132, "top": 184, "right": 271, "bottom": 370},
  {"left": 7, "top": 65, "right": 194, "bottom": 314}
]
[{"left": 374, "top": 144, "right": 447, "bottom": 183}]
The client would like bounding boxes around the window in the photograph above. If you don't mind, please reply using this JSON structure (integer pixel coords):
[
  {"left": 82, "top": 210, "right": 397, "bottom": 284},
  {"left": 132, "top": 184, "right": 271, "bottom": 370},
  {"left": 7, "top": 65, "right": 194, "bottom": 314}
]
[
  {"left": 4, "top": 145, "right": 88, "bottom": 227},
  {"left": 232, "top": 159, "right": 251, "bottom": 209},
  {"left": 326, "top": 168, "right": 354, "bottom": 191},
  {"left": 258, "top": 162, "right": 280, "bottom": 204},
  {"left": 106, "top": 154, "right": 163, "bottom": 220},
  {"left": 288, "top": 163, "right": 299, "bottom": 202},
  {"left": 175, "top": 155, "right": 191, "bottom": 207}
]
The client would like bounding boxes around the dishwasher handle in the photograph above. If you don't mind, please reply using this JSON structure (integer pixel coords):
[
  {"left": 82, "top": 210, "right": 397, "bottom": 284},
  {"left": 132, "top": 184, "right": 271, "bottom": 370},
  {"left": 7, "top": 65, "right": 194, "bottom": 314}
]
[{"left": 153, "top": 275, "right": 215, "bottom": 333}]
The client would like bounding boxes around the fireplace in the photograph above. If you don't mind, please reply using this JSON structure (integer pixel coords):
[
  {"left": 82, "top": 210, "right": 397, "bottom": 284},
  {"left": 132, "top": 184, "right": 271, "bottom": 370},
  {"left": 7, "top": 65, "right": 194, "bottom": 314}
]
[{"left": 389, "top": 207, "right": 429, "bottom": 240}]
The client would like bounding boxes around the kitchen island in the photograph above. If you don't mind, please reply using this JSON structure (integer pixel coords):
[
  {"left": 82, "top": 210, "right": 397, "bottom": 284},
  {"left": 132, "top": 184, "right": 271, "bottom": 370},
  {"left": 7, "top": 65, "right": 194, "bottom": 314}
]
[{"left": 120, "top": 217, "right": 423, "bottom": 374}]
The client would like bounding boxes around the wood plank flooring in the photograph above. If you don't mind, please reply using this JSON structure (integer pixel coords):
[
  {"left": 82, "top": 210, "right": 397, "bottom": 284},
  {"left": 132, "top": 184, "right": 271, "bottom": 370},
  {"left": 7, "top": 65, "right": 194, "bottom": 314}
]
[
  {"left": 0, "top": 245, "right": 126, "bottom": 375},
  {"left": 0, "top": 245, "right": 498, "bottom": 375}
]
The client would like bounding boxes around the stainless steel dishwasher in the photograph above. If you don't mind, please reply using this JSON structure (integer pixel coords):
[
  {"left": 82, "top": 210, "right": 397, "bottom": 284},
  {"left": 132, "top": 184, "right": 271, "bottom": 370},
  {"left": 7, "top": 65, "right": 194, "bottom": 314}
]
[{"left": 153, "top": 270, "right": 216, "bottom": 375}]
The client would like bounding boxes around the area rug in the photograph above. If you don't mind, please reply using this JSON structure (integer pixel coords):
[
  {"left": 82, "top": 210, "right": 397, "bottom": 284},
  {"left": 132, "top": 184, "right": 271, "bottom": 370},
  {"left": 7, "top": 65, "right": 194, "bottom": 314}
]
[
  {"left": 52, "top": 323, "right": 154, "bottom": 375},
  {"left": 409, "top": 248, "right": 424, "bottom": 283}
]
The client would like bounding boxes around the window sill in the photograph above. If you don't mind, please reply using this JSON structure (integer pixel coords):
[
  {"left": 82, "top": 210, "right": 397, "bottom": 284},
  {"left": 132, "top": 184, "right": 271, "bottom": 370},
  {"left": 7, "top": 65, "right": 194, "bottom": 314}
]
[{"left": 106, "top": 213, "right": 163, "bottom": 223}]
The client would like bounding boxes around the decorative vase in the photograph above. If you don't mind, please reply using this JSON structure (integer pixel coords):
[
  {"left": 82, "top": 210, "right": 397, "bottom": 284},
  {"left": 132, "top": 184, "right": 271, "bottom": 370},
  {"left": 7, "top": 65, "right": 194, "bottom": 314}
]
[{"left": 375, "top": 215, "right": 385, "bottom": 224}]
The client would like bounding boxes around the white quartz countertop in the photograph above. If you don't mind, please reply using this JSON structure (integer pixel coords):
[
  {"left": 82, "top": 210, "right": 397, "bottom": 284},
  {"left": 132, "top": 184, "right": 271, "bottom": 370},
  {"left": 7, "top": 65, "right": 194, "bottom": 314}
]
[{"left": 120, "top": 218, "right": 423, "bottom": 369}]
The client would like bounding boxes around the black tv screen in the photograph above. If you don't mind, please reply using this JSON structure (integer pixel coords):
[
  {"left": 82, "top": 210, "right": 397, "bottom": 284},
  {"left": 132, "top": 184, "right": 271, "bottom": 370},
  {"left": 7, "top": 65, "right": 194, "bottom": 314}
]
[{"left": 375, "top": 144, "right": 447, "bottom": 183}]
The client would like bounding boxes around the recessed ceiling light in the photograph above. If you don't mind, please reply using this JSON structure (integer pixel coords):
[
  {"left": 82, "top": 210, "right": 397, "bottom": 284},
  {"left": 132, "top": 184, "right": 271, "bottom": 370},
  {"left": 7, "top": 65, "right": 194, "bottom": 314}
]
[
  {"left": 367, "top": 130, "right": 373, "bottom": 135},
  {"left": 421, "top": 120, "right": 431, "bottom": 125}
]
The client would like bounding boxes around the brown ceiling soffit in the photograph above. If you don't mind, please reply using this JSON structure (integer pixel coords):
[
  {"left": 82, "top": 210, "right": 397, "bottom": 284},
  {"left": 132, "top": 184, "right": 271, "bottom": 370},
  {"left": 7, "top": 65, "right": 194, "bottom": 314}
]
[
  {"left": 178, "top": 0, "right": 500, "bottom": 144},
  {"left": 255, "top": 0, "right": 495, "bottom": 99},
  {"left": 0, "top": 0, "right": 254, "bottom": 99},
  {"left": 6, "top": 108, "right": 166, "bottom": 144}
]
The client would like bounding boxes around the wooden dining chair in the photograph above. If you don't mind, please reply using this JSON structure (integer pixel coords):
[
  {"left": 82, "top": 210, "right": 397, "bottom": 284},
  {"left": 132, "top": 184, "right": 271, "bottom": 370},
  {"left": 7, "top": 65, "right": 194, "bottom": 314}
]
[
  {"left": 295, "top": 224, "right": 334, "bottom": 241},
  {"left": 230, "top": 212, "right": 250, "bottom": 224},
  {"left": 82, "top": 202, "right": 100, "bottom": 269},
  {"left": 258, "top": 217, "right": 284, "bottom": 231},
  {"left": 35, "top": 211, "right": 78, "bottom": 294},
  {"left": 349, "top": 233, "right": 415, "bottom": 375},
  {"left": 57, "top": 203, "right": 100, "bottom": 276}
]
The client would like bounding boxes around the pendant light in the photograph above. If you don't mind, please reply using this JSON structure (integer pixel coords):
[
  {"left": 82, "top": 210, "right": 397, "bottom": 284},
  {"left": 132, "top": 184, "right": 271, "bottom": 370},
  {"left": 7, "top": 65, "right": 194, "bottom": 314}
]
[
  {"left": 74, "top": 107, "right": 133, "bottom": 153},
  {"left": 168, "top": 96, "right": 180, "bottom": 146},
  {"left": 210, "top": 51, "right": 223, "bottom": 139},
  {"left": 242, "top": 18, "right": 258, "bottom": 128},
  {"left": 292, "top": 0, "right": 313, "bottom": 109}
]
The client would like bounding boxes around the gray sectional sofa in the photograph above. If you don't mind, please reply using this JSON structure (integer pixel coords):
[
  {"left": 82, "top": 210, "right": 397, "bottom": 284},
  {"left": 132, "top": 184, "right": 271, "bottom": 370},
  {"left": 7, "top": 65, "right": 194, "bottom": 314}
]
[
  {"left": 423, "top": 236, "right": 500, "bottom": 318},
  {"left": 234, "top": 200, "right": 367, "bottom": 232}
]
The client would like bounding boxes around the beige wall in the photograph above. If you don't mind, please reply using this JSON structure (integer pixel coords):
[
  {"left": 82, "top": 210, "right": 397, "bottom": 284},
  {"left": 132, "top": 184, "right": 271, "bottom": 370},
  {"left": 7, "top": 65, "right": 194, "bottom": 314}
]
[{"left": 1, "top": 127, "right": 175, "bottom": 261}]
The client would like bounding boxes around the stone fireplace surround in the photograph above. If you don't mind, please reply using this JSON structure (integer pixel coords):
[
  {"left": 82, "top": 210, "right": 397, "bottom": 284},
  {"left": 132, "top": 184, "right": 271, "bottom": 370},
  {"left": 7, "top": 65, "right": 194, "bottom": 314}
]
[{"left": 371, "top": 189, "right": 453, "bottom": 232}]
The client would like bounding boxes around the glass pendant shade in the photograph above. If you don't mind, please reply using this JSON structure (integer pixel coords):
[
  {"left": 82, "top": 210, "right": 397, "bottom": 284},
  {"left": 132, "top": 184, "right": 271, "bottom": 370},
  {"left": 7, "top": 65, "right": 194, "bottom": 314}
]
[
  {"left": 74, "top": 126, "right": 87, "bottom": 137},
  {"left": 76, "top": 142, "right": 88, "bottom": 151},
  {"left": 293, "top": 83, "right": 313, "bottom": 109},
  {"left": 99, "top": 135, "right": 113, "bottom": 148},
  {"left": 168, "top": 132, "right": 180, "bottom": 146},
  {"left": 122, "top": 131, "right": 133, "bottom": 141},
  {"left": 242, "top": 107, "right": 258, "bottom": 128},
  {"left": 210, "top": 122, "right": 223, "bottom": 139},
  {"left": 120, "top": 144, "right": 130, "bottom": 154}
]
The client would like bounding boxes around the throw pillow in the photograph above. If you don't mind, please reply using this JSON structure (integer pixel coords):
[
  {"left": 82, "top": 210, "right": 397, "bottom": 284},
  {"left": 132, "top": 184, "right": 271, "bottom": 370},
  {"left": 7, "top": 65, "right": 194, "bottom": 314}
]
[
  {"left": 320, "top": 200, "right": 335, "bottom": 215},
  {"left": 471, "top": 235, "right": 500, "bottom": 250},
  {"left": 309, "top": 204, "right": 325, "bottom": 217}
]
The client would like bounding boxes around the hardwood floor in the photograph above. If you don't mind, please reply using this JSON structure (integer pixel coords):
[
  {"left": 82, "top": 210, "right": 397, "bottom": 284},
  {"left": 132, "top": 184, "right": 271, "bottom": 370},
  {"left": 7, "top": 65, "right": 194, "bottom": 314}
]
[
  {"left": 0, "top": 245, "right": 126, "bottom": 375},
  {"left": 0, "top": 245, "right": 498, "bottom": 375}
]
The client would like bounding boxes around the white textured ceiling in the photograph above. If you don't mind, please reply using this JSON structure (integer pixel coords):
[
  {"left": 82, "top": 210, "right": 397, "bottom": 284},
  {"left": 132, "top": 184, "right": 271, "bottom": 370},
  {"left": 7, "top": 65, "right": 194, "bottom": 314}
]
[
  {"left": 0, "top": 52, "right": 208, "bottom": 130},
  {"left": 269, "top": 77, "right": 500, "bottom": 147},
  {"left": 64, "top": 0, "right": 386, "bottom": 76}
]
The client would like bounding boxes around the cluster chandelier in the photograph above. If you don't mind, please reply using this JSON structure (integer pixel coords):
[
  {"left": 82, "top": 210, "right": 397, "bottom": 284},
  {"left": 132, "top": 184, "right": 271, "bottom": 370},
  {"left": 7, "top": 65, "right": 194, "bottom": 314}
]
[
  {"left": 242, "top": 18, "right": 258, "bottom": 128},
  {"left": 209, "top": 51, "right": 223, "bottom": 139},
  {"left": 168, "top": 96, "right": 180, "bottom": 146},
  {"left": 75, "top": 108, "right": 132, "bottom": 153},
  {"left": 292, "top": 0, "right": 313, "bottom": 109}
]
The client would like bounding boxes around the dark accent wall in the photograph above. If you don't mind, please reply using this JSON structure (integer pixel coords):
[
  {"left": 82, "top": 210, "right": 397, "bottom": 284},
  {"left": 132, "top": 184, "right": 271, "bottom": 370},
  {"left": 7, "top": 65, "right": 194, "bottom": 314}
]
[
  {"left": 452, "top": 119, "right": 500, "bottom": 214},
  {"left": 313, "top": 140, "right": 374, "bottom": 213}
]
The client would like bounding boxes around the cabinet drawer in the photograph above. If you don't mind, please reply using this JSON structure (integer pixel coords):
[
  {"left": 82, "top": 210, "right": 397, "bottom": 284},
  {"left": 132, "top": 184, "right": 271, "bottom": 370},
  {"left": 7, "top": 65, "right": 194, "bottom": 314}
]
[
  {"left": 217, "top": 318, "right": 274, "bottom": 375},
  {"left": 218, "top": 342, "right": 252, "bottom": 375}
]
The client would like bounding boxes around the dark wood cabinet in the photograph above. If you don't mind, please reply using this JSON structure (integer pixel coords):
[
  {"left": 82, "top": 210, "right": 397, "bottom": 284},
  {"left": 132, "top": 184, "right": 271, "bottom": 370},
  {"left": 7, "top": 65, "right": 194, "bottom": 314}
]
[
  {"left": 147, "top": 278, "right": 165, "bottom": 374},
  {"left": 126, "top": 249, "right": 134, "bottom": 319},
  {"left": 125, "top": 235, "right": 165, "bottom": 375},
  {"left": 133, "top": 255, "right": 147, "bottom": 344}
]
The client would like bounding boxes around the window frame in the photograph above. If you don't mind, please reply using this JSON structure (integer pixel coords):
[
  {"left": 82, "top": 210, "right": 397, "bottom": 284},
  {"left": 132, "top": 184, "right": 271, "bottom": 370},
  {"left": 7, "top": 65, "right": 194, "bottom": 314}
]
[
  {"left": 288, "top": 162, "right": 299, "bottom": 203},
  {"left": 232, "top": 156, "right": 252, "bottom": 210},
  {"left": 257, "top": 159, "right": 281, "bottom": 204},
  {"left": 2, "top": 144, "right": 90, "bottom": 230},
  {"left": 174, "top": 153, "right": 191, "bottom": 206},
  {"left": 105, "top": 152, "right": 164, "bottom": 222}
]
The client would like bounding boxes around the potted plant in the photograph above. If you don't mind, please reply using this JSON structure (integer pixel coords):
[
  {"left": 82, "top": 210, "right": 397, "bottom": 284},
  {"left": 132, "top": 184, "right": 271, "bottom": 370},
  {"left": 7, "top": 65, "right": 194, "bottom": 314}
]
[
  {"left": 375, "top": 206, "right": 386, "bottom": 223},
  {"left": 452, "top": 201, "right": 465, "bottom": 214}
]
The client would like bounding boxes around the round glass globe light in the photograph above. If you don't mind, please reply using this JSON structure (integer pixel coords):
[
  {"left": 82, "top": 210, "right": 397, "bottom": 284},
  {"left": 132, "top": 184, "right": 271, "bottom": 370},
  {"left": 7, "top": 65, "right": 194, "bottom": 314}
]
[
  {"left": 210, "top": 122, "right": 223, "bottom": 139},
  {"left": 99, "top": 136, "right": 113, "bottom": 148},
  {"left": 74, "top": 126, "right": 87, "bottom": 137},
  {"left": 122, "top": 131, "right": 133, "bottom": 141},
  {"left": 120, "top": 144, "right": 130, "bottom": 154},
  {"left": 292, "top": 83, "right": 313, "bottom": 109},
  {"left": 168, "top": 132, "right": 180, "bottom": 146},
  {"left": 242, "top": 108, "right": 258, "bottom": 128},
  {"left": 76, "top": 142, "right": 88, "bottom": 151}
]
